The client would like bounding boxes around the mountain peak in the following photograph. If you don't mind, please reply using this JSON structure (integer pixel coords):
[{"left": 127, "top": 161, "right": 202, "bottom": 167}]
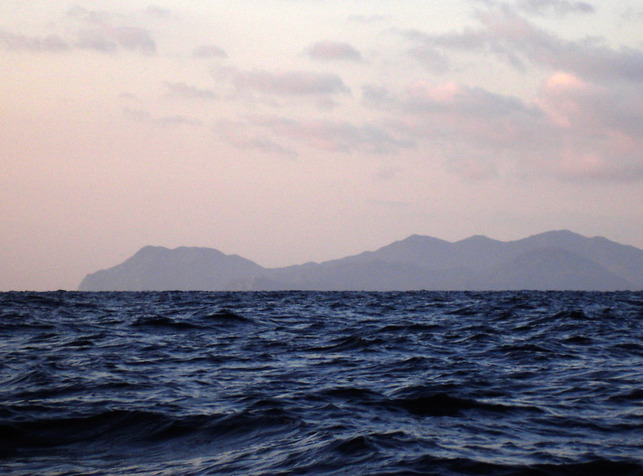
[
  {"left": 527, "top": 229, "right": 583, "bottom": 240},
  {"left": 457, "top": 234, "right": 495, "bottom": 244},
  {"left": 79, "top": 245, "right": 263, "bottom": 291},
  {"left": 399, "top": 234, "right": 450, "bottom": 245}
]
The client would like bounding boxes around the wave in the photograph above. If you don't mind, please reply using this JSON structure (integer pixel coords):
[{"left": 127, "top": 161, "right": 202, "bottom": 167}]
[
  {"left": 0, "top": 406, "right": 303, "bottom": 457},
  {"left": 200, "top": 308, "right": 255, "bottom": 324},
  {"left": 387, "top": 455, "right": 643, "bottom": 476},
  {"left": 131, "top": 314, "right": 204, "bottom": 330}
]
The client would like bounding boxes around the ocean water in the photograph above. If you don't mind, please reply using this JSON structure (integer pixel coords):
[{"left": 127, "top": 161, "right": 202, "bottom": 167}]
[{"left": 0, "top": 291, "right": 642, "bottom": 475}]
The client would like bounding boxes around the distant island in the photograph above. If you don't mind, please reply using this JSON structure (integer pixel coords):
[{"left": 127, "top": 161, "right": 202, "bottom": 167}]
[{"left": 79, "top": 230, "right": 643, "bottom": 291}]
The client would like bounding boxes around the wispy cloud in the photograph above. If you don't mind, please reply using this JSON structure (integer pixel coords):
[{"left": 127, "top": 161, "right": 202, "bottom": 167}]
[
  {"left": 1, "top": 26, "right": 156, "bottom": 56},
  {"left": 145, "top": 5, "right": 173, "bottom": 19},
  {"left": 109, "top": 26, "right": 156, "bottom": 54},
  {"left": 229, "top": 69, "right": 350, "bottom": 96},
  {"left": 304, "top": 40, "right": 364, "bottom": 62},
  {"left": 75, "top": 26, "right": 156, "bottom": 54},
  {"left": 164, "top": 82, "right": 217, "bottom": 100},
  {"left": 363, "top": 72, "right": 643, "bottom": 182},
  {"left": 250, "top": 116, "right": 413, "bottom": 155},
  {"left": 123, "top": 108, "right": 202, "bottom": 127},
  {"left": 192, "top": 44, "right": 227, "bottom": 59},
  {"left": 0, "top": 5, "right": 158, "bottom": 55},
  {"left": 211, "top": 114, "right": 413, "bottom": 158},
  {"left": 516, "top": 0, "right": 595, "bottom": 16},
  {"left": 469, "top": 0, "right": 595, "bottom": 16},
  {"left": 407, "top": 44, "right": 450, "bottom": 73},
  {"left": 66, "top": 4, "right": 117, "bottom": 25},
  {"left": 157, "top": 115, "right": 203, "bottom": 127},
  {"left": 0, "top": 30, "right": 70, "bottom": 52},
  {"left": 373, "top": 167, "right": 402, "bottom": 181},
  {"left": 213, "top": 119, "right": 298, "bottom": 159},
  {"left": 404, "top": 6, "right": 643, "bottom": 83},
  {"left": 211, "top": 66, "right": 351, "bottom": 108},
  {"left": 535, "top": 72, "right": 643, "bottom": 181}
]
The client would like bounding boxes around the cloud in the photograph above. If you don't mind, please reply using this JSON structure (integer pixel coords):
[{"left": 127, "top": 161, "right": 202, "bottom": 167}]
[
  {"left": 75, "top": 26, "right": 156, "bottom": 54},
  {"left": 374, "top": 167, "right": 401, "bottom": 181},
  {"left": 407, "top": 44, "right": 450, "bottom": 72},
  {"left": 58, "top": 5, "right": 157, "bottom": 55},
  {"left": 0, "top": 30, "right": 70, "bottom": 52},
  {"left": 402, "top": 80, "right": 535, "bottom": 120},
  {"left": 447, "top": 154, "right": 501, "bottom": 180},
  {"left": 534, "top": 72, "right": 643, "bottom": 181},
  {"left": 66, "top": 5, "right": 116, "bottom": 25},
  {"left": 620, "top": 6, "right": 643, "bottom": 22},
  {"left": 212, "top": 114, "right": 412, "bottom": 157},
  {"left": 123, "top": 107, "right": 152, "bottom": 122},
  {"left": 230, "top": 69, "right": 350, "bottom": 96},
  {"left": 250, "top": 116, "right": 413, "bottom": 155},
  {"left": 192, "top": 44, "right": 227, "bottom": 59},
  {"left": 157, "top": 116, "right": 203, "bottom": 127},
  {"left": 68, "top": 4, "right": 173, "bottom": 23},
  {"left": 390, "top": 80, "right": 544, "bottom": 173},
  {"left": 1, "top": 25, "right": 156, "bottom": 56},
  {"left": 110, "top": 26, "right": 156, "bottom": 54},
  {"left": 164, "top": 82, "right": 217, "bottom": 100},
  {"left": 212, "top": 66, "right": 351, "bottom": 108},
  {"left": 361, "top": 84, "right": 398, "bottom": 108},
  {"left": 305, "top": 40, "right": 363, "bottom": 62},
  {"left": 122, "top": 108, "right": 203, "bottom": 127},
  {"left": 213, "top": 120, "right": 298, "bottom": 159},
  {"left": 469, "top": 0, "right": 595, "bottom": 16},
  {"left": 145, "top": 5, "right": 172, "bottom": 19},
  {"left": 363, "top": 74, "right": 642, "bottom": 182},
  {"left": 516, "top": 0, "right": 594, "bottom": 16},
  {"left": 404, "top": 7, "right": 643, "bottom": 83},
  {"left": 75, "top": 28, "right": 118, "bottom": 52}
]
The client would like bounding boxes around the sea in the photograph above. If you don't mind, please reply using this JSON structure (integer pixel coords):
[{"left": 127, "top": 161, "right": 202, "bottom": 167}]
[{"left": 0, "top": 291, "right": 642, "bottom": 475}]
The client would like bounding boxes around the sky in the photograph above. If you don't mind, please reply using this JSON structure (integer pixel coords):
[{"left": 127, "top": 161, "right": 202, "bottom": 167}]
[{"left": 1, "top": 0, "right": 642, "bottom": 290}]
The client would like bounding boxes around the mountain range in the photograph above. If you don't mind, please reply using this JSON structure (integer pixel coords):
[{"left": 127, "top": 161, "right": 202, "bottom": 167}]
[{"left": 78, "top": 230, "right": 643, "bottom": 291}]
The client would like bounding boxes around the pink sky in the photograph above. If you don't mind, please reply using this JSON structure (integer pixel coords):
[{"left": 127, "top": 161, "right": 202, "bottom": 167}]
[{"left": 1, "top": 1, "right": 642, "bottom": 290}]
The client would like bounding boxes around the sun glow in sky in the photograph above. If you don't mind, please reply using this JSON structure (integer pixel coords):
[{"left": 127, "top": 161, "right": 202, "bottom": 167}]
[{"left": 1, "top": 0, "right": 642, "bottom": 290}]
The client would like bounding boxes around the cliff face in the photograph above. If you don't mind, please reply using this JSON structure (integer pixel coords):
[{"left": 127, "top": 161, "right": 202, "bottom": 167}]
[{"left": 79, "top": 231, "right": 643, "bottom": 291}]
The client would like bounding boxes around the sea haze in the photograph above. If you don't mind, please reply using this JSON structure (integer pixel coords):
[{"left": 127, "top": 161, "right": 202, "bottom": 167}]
[
  {"left": 1, "top": 291, "right": 642, "bottom": 475},
  {"left": 79, "top": 230, "right": 643, "bottom": 291}
]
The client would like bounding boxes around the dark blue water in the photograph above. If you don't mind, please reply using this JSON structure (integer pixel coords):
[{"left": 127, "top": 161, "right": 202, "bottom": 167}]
[{"left": 1, "top": 291, "right": 642, "bottom": 475}]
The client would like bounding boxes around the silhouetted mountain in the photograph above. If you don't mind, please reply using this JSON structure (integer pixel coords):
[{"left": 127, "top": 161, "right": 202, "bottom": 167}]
[
  {"left": 79, "top": 246, "right": 265, "bottom": 291},
  {"left": 473, "top": 247, "right": 633, "bottom": 291},
  {"left": 79, "top": 231, "right": 643, "bottom": 291}
]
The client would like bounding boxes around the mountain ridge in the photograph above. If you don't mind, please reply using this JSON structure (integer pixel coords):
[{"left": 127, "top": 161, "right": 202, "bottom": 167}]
[{"left": 79, "top": 230, "right": 643, "bottom": 291}]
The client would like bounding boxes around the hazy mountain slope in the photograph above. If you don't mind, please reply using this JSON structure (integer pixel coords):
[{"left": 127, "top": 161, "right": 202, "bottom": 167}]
[
  {"left": 335, "top": 234, "right": 513, "bottom": 271},
  {"left": 470, "top": 247, "right": 634, "bottom": 291},
  {"left": 79, "top": 246, "right": 265, "bottom": 291},
  {"left": 513, "top": 230, "right": 643, "bottom": 288},
  {"left": 263, "top": 260, "right": 468, "bottom": 291},
  {"left": 337, "top": 235, "right": 454, "bottom": 268},
  {"left": 320, "top": 230, "right": 643, "bottom": 289},
  {"left": 79, "top": 231, "right": 643, "bottom": 291}
]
